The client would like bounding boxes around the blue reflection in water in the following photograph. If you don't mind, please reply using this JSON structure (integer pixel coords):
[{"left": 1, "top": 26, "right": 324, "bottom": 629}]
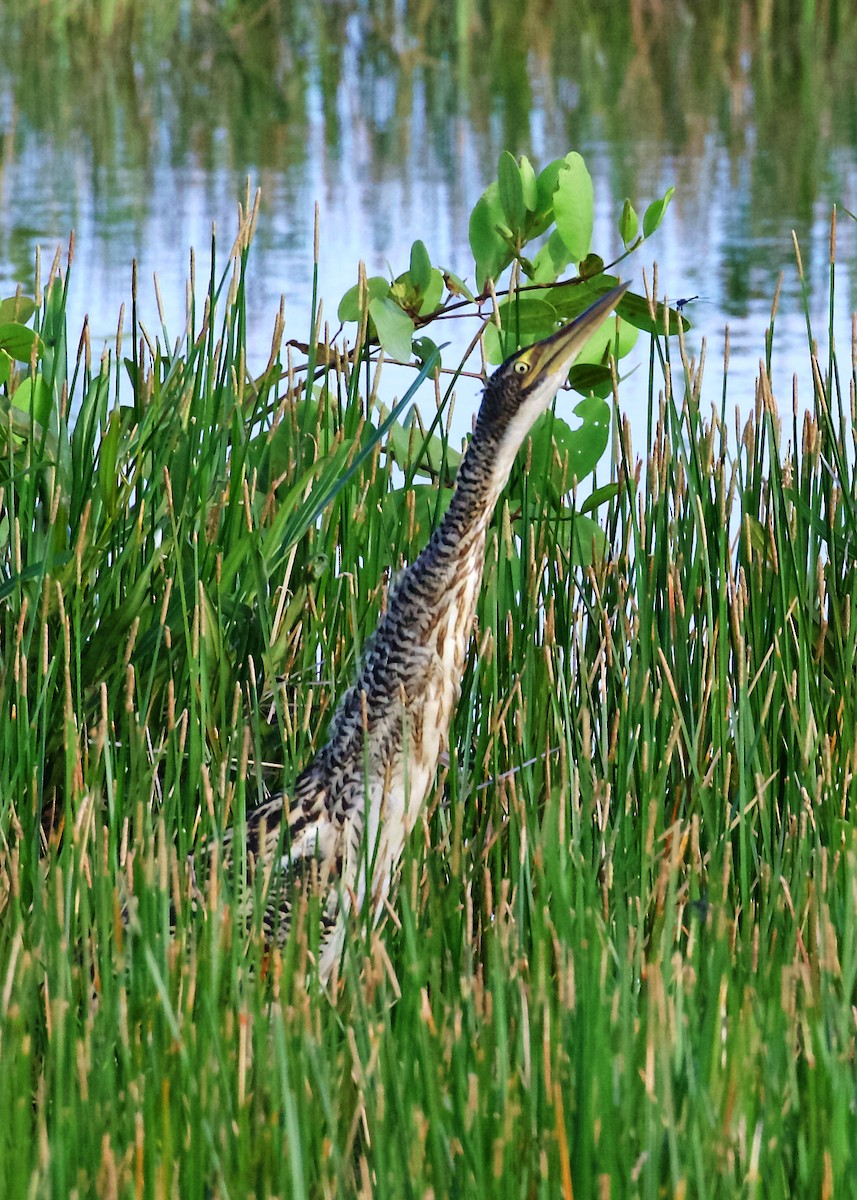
[{"left": 0, "top": 4, "right": 855, "bottom": 454}]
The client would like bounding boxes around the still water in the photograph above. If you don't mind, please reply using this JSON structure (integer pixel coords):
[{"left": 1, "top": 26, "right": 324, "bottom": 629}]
[{"left": 1, "top": 1, "right": 856, "bottom": 446}]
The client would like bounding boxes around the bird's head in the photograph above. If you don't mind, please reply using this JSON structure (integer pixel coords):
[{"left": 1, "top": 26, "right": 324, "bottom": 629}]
[{"left": 479, "top": 282, "right": 630, "bottom": 472}]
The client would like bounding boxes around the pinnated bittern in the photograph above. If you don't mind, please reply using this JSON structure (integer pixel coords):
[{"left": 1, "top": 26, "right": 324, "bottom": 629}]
[{"left": 231, "top": 283, "right": 629, "bottom": 979}]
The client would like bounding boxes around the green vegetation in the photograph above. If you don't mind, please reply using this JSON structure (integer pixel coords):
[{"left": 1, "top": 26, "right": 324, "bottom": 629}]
[{"left": 1, "top": 150, "right": 855, "bottom": 1200}]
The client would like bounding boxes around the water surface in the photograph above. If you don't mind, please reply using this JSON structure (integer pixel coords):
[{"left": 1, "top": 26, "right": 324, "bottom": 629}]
[{"left": 1, "top": 1, "right": 856, "bottom": 446}]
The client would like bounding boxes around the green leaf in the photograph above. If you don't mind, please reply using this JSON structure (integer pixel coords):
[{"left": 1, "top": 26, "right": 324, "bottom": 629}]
[
  {"left": 0, "top": 551, "right": 74, "bottom": 603},
  {"left": 553, "top": 153, "right": 594, "bottom": 262},
  {"left": 498, "top": 151, "right": 526, "bottom": 233},
  {"left": 412, "top": 337, "right": 442, "bottom": 370},
  {"left": 742, "top": 514, "right": 769, "bottom": 559},
  {"left": 338, "top": 276, "right": 391, "bottom": 322},
  {"left": 0, "top": 322, "right": 44, "bottom": 363},
  {"left": 534, "top": 158, "right": 567, "bottom": 219},
  {"left": 567, "top": 363, "right": 614, "bottom": 399},
  {"left": 619, "top": 199, "right": 639, "bottom": 245},
  {"left": 417, "top": 269, "right": 445, "bottom": 317},
  {"left": 70, "top": 373, "right": 109, "bottom": 519},
  {"left": 543, "top": 281, "right": 638, "bottom": 365},
  {"left": 409, "top": 240, "right": 432, "bottom": 293},
  {"left": 0, "top": 391, "right": 58, "bottom": 457},
  {"left": 569, "top": 513, "right": 607, "bottom": 567},
  {"left": 579, "top": 253, "right": 604, "bottom": 280},
  {"left": 264, "top": 397, "right": 343, "bottom": 491},
  {"left": 643, "top": 186, "right": 675, "bottom": 238},
  {"left": 469, "top": 182, "right": 514, "bottom": 289},
  {"left": 580, "top": 482, "right": 619, "bottom": 515},
  {"left": 522, "top": 401, "right": 611, "bottom": 509},
  {"left": 531, "top": 230, "right": 574, "bottom": 285},
  {"left": 381, "top": 483, "right": 454, "bottom": 541},
  {"left": 381, "top": 404, "right": 462, "bottom": 481},
  {"left": 391, "top": 261, "right": 444, "bottom": 316},
  {"left": 123, "top": 357, "right": 138, "bottom": 392},
  {"left": 519, "top": 156, "right": 538, "bottom": 212},
  {"left": 557, "top": 397, "right": 611, "bottom": 482},
  {"left": 483, "top": 296, "right": 559, "bottom": 364},
  {"left": 545, "top": 281, "right": 612, "bottom": 321},
  {"left": 0, "top": 350, "right": 10, "bottom": 388},
  {"left": 0, "top": 295, "right": 37, "bottom": 324},
  {"left": 11, "top": 375, "right": 52, "bottom": 428},
  {"left": 616, "top": 291, "right": 689, "bottom": 336},
  {"left": 369, "top": 296, "right": 415, "bottom": 360},
  {"left": 495, "top": 295, "right": 558, "bottom": 336},
  {"left": 573, "top": 310, "right": 638, "bottom": 367},
  {"left": 99, "top": 408, "right": 122, "bottom": 518}
]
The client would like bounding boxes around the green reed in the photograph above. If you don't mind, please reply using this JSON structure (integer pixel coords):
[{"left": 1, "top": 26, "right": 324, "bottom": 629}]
[{"left": 0, "top": 204, "right": 855, "bottom": 1198}]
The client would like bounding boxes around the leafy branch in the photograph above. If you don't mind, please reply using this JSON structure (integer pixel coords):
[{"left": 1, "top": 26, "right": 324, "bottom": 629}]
[{"left": 333, "top": 150, "right": 683, "bottom": 386}]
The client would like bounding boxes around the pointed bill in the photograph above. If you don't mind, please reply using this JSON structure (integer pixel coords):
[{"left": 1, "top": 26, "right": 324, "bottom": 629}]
[{"left": 530, "top": 282, "right": 630, "bottom": 384}]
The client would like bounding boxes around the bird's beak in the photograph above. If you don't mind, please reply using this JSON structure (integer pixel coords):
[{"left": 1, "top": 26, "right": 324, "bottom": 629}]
[{"left": 529, "top": 282, "right": 630, "bottom": 382}]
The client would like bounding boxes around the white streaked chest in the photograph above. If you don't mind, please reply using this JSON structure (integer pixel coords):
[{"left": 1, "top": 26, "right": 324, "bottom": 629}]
[{"left": 358, "top": 540, "right": 486, "bottom": 912}]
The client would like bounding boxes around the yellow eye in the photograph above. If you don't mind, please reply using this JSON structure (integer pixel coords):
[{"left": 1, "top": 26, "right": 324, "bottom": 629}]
[{"left": 514, "top": 360, "right": 530, "bottom": 375}]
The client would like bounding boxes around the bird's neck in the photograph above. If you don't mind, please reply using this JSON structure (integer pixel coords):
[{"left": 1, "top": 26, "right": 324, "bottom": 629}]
[
  {"left": 414, "top": 414, "right": 521, "bottom": 593},
  {"left": 445, "top": 423, "right": 508, "bottom": 529},
  {"left": 446, "top": 394, "right": 540, "bottom": 530}
]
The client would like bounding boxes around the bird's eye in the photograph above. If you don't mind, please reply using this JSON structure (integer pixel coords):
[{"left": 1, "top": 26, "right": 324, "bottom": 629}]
[{"left": 514, "top": 360, "right": 529, "bottom": 375}]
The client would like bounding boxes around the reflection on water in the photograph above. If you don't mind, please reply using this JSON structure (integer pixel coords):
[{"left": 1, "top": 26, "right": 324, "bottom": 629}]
[{"left": 1, "top": 0, "right": 856, "bottom": 438}]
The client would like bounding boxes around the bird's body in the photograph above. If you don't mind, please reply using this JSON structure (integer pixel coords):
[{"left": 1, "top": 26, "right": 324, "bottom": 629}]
[{"left": 235, "top": 284, "right": 628, "bottom": 979}]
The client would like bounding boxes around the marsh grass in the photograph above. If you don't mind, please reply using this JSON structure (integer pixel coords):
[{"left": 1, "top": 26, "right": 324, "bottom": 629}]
[{"left": 0, "top": 202, "right": 855, "bottom": 1198}]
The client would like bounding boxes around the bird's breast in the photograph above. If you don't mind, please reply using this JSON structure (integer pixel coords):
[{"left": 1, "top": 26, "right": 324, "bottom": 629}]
[
  {"left": 313, "top": 530, "right": 489, "bottom": 934},
  {"left": 403, "top": 544, "right": 484, "bottom": 812},
  {"left": 361, "top": 556, "right": 482, "bottom": 918}
]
